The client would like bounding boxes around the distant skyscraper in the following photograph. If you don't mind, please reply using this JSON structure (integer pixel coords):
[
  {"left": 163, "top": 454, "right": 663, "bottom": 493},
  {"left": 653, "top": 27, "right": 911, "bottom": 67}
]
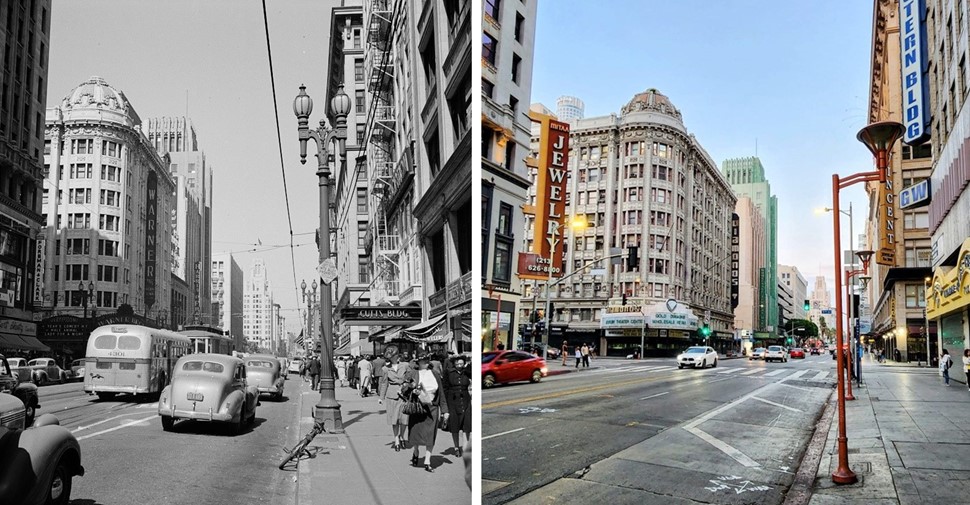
[
  {"left": 724, "top": 157, "right": 779, "bottom": 334},
  {"left": 809, "top": 275, "right": 835, "bottom": 335},
  {"left": 778, "top": 265, "right": 808, "bottom": 320},
  {"left": 556, "top": 95, "right": 585, "bottom": 121},
  {"left": 211, "top": 253, "right": 243, "bottom": 349},
  {"left": 243, "top": 258, "right": 274, "bottom": 352}
]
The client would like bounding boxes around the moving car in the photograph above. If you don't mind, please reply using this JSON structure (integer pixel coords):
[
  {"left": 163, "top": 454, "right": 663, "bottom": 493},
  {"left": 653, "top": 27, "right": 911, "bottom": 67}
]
[
  {"left": 677, "top": 346, "right": 718, "bottom": 369},
  {"left": 789, "top": 348, "right": 806, "bottom": 359},
  {"left": 287, "top": 357, "right": 304, "bottom": 375},
  {"left": 0, "top": 392, "right": 84, "bottom": 505},
  {"left": 69, "top": 359, "right": 86, "bottom": 382},
  {"left": 750, "top": 347, "right": 767, "bottom": 360},
  {"left": 5, "top": 357, "right": 31, "bottom": 383},
  {"left": 245, "top": 354, "right": 285, "bottom": 401},
  {"left": 482, "top": 350, "right": 548, "bottom": 388},
  {"left": 26, "top": 358, "right": 67, "bottom": 386},
  {"left": 0, "top": 354, "right": 39, "bottom": 426},
  {"left": 810, "top": 347, "right": 821, "bottom": 356},
  {"left": 765, "top": 345, "right": 789, "bottom": 363},
  {"left": 158, "top": 354, "right": 259, "bottom": 435}
]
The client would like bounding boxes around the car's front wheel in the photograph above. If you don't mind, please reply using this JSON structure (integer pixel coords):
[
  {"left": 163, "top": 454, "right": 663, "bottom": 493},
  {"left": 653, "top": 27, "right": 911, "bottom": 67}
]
[
  {"left": 530, "top": 370, "right": 542, "bottom": 383},
  {"left": 24, "top": 399, "right": 36, "bottom": 427},
  {"left": 96, "top": 392, "right": 116, "bottom": 401},
  {"left": 712, "top": 358, "right": 717, "bottom": 368},
  {"left": 46, "top": 458, "right": 73, "bottom": 505},
  {"left": 483, "top": 373, "right": 496, "bottom": 389},
  {"left": 161, "top": 416, "right": 174, "bottom": 431}
]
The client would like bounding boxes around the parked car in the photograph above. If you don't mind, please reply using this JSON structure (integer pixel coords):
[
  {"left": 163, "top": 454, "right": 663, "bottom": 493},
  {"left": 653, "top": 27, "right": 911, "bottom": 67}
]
[
  {"left": 245, "top": 354, "right": 285, "bottom": 401},
  {"left": 6, "top": 357, "right": 31, "bottom": 383},
  {"left": 287, "top": 357, "right": 304, "bottom": 375},
  {"left": 0, "top": 391, "right": 85, "bottom": 505},
  {"left": 677, "top": 346, "right": 718, "bottom": 369},
  {"left": 26, "top": 358, "right": 67, "bottom": 386},
  {"left": 0, "top": 354, "right": 39, "bottom": 426},
  {"left": 810, "top": 347, "right": 821, "bottom": 356},
  {"left": 158, "top": 354, "right": 259, "bottom": 435},
  {"left": 765, "top": 345, "right": 789, "bottom": 363},
  {"left": 789, "top": 348, "right": 806, "bottom": 359},
  {"left": 750, "top": 347, "right": 767, "bottom": 360},
  {"left": 482, "top": 350, "right": 548, "bottom": 388},
  {"left": 69, "top": 359, "right": 86, "bottom": 382}
]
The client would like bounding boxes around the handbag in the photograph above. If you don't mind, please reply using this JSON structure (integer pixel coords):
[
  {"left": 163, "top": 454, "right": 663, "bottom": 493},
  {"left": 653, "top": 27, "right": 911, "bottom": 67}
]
[
  {"left": 402, "top": 392, "right": 425, "bottom": 415},
  {"left": 437, "top": 412, "right": 449, "bottom": 430}
]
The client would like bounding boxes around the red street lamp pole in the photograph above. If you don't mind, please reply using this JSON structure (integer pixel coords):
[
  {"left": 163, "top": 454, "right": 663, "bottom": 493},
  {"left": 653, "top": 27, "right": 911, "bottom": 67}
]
[
  {"left": 828, "top": 121, "right": 903, "bottom": 485},
  {"left": 843, "top": 252, "right": 874, "bottom": 401}
]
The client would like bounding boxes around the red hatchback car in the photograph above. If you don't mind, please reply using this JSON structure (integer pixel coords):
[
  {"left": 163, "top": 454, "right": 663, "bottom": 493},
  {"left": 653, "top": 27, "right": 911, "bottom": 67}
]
[
  {"left": 789, "top": 348, "right": 806, "bottom": 359},
  {"left": 482, "top": 350, "right": 548, "bottom": 388}
]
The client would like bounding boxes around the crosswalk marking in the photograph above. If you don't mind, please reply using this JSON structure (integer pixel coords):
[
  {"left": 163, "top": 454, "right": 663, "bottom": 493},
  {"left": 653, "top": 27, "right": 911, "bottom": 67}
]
[
  {"left": 740, "top": 369, "right": 763, "bottom": 375},
  {"left": 808, "top": 371, "right": 829, "bottom": 382},
  {"left": 716, "top": 368, "right": 743, "bottom": 374},
  {"left": 763, "top": 369, "right": 786, "bottom": 377},
  {"left": 786, "top": 370, "right": 811, "bottom": 380}
]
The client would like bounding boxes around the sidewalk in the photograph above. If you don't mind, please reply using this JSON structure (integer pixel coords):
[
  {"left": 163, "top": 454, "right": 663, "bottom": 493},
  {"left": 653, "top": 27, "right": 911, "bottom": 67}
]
[
  {"left": 292, "top": 379, "right": 471, "bottom": 505},
  {"left": 805, "top": 356, "right": 970, "bottom": 504}
]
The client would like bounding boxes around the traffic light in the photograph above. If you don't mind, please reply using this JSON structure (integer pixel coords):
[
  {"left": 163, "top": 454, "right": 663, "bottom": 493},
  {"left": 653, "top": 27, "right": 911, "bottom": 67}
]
[
  {"left": 627, "top": 246, "right": 639, "bottom": 270},
  {"left": 622, "top": 293, "right": 628, "bottom": 306},
  {"left": 699, "top": 324, "right": 711, "bottom": 338},
  {"left": 315, "top": 340, "right": 321, "bottom": 352},
  {"left": 530, "top": 310, "right": 539, "bottom": 323},
  {"left": 803, "top": 299, "right": 811, "bottom": 311}
]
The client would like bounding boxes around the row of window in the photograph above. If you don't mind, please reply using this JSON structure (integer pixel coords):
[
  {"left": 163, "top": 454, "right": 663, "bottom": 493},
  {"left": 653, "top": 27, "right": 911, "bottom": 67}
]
[
  {"left": 54, "top": 263, "right": 128, "bottom": 284},
  {"left": 55, "top": 213, "right": 125, "bottom": 232}
]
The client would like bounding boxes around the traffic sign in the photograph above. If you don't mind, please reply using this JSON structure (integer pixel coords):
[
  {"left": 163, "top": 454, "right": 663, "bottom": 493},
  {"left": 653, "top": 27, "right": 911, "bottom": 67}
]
[{"left": 317, "top": 258, "right": 338, "bottom": 284}]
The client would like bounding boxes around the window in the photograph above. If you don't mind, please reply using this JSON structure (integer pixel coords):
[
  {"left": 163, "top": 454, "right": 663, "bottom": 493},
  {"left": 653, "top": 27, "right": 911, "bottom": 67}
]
[
  {"left": 98, "top": 239, "right": 119, "bottom": 256},
  {"left": 497, "top": 203, "right": 513, "bottom": 236},
  {"left": 71, "top": 138, "right": 93, "bottom": 154},
  {"left": 356, "top": 124, "right": 365, "bottom": 145},
  {"left": 905, "top": 284, "right": 925, "bottom": 308},
  {"left": 484, "top": 0, "right": 500, "bottom": 21},
  {"left": 514, "top": 12, "right": 525, "bottom": 42},
  {"left": 355, "top": 90, "right": 364, "bottom": 113},
  {"left": 492, "top": 240, "right": 511, "bottom": 282},
  {"left": 357, "top": 222, "right": 367, "bottom": 247},
  {"left": 67, "top": 213, "right": 90, "bottom": 229},
  {"left": 99, "top": 214, "right": 119, "bottom": 231},
  {"left": 511, "top": 53, "right": 522, "bottom": 83},
  {"left": 354, "top": 59, "right": 364, "bottom": 82},
  {"left": 66, "top": 264, "right": 89, "bottom": 281},
  {"left": 482, "top": 78, "right": 494, "bottom": 99},
  {"left": 70, "top": 163, "right": 92, "bottom": 179},
  {"left": 482, "top": 33, "right": 498, "bottom": 65},
  {"left": 101, "top": 165, "right": 120, "bottom": 182},
  {"left": 69, "top": 188, "right": 90, "bottom": 204},
  {"left": 356, "top": 189, "right": 367, "bottom": 214},
  {"left": 102, "top": 140, "right": 120, "bottom": 157},
  {"left": 97, "top": 265, "right": 118, "bottom": 282},
  {"left": 352, "top": 27, "right": 361, "bottom": 49},
  {"left": 100, "top": 190, "right": 120, "bottom": 207},
  {"left": 358, "top": 256, "right": 369, "bottom": 283},
  {"left": 66, "top": 238, "right": 89, "bottom": 255},
  {"left": 903, "top": 211, "right": 929, "bottom": 229}
]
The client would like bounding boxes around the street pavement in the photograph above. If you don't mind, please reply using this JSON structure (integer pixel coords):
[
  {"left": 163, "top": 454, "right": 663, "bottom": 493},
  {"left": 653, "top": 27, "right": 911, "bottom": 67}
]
[
  {"left": 483, "top": 354, "right": 838, "bottom": 504},
  {"left": 292, "top": 376, "right": 472, "bottom": 505},
  {"left": 33, "top": 377, "right": 299, "bottom": 504},
  {"left": 805, "top": 355, "right": 970, "bottom": 505}
]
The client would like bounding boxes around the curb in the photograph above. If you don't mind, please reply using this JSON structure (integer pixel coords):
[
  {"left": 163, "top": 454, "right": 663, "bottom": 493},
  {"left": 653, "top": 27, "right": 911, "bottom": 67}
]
[{"left": 782, "top": 388, "right": 836, "bottom": 505}]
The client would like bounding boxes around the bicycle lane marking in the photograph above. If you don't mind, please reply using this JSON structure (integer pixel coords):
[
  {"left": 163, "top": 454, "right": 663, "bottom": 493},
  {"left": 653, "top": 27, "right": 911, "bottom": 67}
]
[{"left": 75, "top": 414, "right": 157, "bottom": 441}]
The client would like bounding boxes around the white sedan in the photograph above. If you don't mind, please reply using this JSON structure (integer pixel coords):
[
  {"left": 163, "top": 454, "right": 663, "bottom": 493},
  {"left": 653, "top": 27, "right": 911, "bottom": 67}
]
[
  {"left": 765, "top": 345, "right": 789, "bottom": 363},
  {"left": 677, "top": 346, "right": 718, "bottom": 369}
]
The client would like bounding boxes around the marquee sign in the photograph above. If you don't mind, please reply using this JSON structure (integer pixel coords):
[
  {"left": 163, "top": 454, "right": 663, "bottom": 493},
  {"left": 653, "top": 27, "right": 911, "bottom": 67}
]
[
  {"left": 519, "top": 113, "right": 569, "bottom": 280},
  {"left": 340, "top": 305, "right": 423, "bottom": 326}
]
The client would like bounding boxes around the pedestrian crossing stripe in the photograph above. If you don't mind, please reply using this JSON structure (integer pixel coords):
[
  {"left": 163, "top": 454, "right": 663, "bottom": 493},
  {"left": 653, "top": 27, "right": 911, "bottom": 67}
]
[
  {"left": 740, "top": 369, "right": 762, "bottom": 375},
  {"left": 763, "top": 369, "right": 786, "bottom": 377},
  {"left": 579, "top": 364, "right": 834, "bottom": 382}
]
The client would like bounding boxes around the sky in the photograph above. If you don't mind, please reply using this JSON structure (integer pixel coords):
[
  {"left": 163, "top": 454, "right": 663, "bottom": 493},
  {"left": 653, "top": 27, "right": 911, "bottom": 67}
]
[
  {"left": 48, "top": 0, "right": 339, "bottom": 333},
  {"left": 530, "top": 0, "right": 877, "bottom": 301}
]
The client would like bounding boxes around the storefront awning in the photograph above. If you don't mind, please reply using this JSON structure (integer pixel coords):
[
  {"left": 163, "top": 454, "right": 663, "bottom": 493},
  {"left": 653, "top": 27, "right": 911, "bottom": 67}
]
[
  {"left": 0, "top": 334, "right": 50, "bottom": 352},
  {"left": 402, "top": 313, "right": 448, "bottom": 338}
]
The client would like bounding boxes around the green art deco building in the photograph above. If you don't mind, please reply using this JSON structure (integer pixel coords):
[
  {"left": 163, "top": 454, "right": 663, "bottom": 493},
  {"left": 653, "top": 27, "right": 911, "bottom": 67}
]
[{"left": 723, "top": 157, "right": 779, "bottom": 336}]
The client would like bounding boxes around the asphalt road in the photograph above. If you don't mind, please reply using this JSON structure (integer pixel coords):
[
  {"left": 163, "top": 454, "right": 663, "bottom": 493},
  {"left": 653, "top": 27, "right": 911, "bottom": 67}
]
[
  {"left": 482, "top": 354, "right": 839, "bottom": 504},
  {"left": 32, "top": 376, "right": 301, "bottom": 505}
]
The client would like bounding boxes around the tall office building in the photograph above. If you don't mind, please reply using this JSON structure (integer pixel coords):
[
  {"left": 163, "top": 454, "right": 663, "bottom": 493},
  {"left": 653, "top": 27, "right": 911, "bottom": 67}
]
[
  {"left": 42, "top": 77, "right": 176, "bottom": 324},
  {"left": 145, "top": 117, "right": 212, "bottom": 327},
  {"left": 0, "top": 0, "right": 51, "bottom": 349},
  {"left": 481, "top": 0, "right": 538, "bottom": 351},
  {"left": 723, "top": 156, "right": 779, "bottom": 335},
  {"left": 733, "top": 196, "right": 766, "bottom": 350},
  {"left": 524, "top": 88, "right": 738, "bottom": 356},
  {"left": 778, "top": 264, "right": 808, "bottom": 320},
  {"left": 211, "top": 252, "right": 243, "bottom": 349},
  {"left": 556, "top": 95, "right": 585, "bottom": 121},
  {"left": 809, "top": 275, "right": 835, "bottom": 337},
  {"left": 243, "top": 258, "right": 274, "bottom": 352}
]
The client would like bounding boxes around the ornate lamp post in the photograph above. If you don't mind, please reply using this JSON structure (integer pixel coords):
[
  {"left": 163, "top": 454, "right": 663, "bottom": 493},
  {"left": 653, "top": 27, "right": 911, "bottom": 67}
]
[
  {"left": 78, "top": 281, "right": 95, "bottom": 319},
  {"left": 827, "top": 120, "right": 904, "bottom": 485},
  {"left": 844, "top": 250, "right": 874, "bottom": 395},
  {"left": 294, "top": 83, "right": 351, "bottom": 433},
  {"left": 301, "top": 279, "right": 318, "bottom": 354}
]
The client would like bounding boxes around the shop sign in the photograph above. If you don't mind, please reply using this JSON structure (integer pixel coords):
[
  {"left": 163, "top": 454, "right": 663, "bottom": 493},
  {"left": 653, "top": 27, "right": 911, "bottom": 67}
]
[
  {"left": 0, "top": 319, "right": 36, "bottom": 336},
  {"left": 145, "top": 170, "right": 158, "bottom": 308},
  {"left": 927, "top": 238, "right": 970, "bottom": 318},
  {"left": 899, "top": 179, "right": 931, "bottom": 209},
  {"left": 34, "top": 235, "right": 46, "bottom": 307},
  {"left": 900, "top": 0, "right": 930, "bottom": 144},
  {"left": 521, "top": 113, "right": 569, "bottom": 281},
  {"left": 876, "top": 178, "right": 896, "bottom": 266},
  {"left": 731, "top": 213, "right": 740, "bottom": 309}
]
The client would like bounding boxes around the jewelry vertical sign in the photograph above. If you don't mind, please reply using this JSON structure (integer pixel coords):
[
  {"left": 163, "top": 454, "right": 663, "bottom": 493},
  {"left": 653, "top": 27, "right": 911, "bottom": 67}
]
[{"left": 530, "top": 115, "right": 570, "bottom": 279}]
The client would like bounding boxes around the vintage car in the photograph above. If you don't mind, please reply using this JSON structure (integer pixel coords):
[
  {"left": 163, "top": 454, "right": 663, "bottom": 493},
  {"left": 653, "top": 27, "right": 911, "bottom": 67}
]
[
  {"left": 6, "top": 357, "right": 32, "bottom": 383},
  {"left": 0, "top": 392, "right": 84, "bottom": 505},
  {"left": 69, "top": 359, "right": 86, "bottom": 382},
  {"left": 287, "top": 356, "right": 304, "bottom": 375},
  {"left": 158, "top": 353, "right": 258, "bottom": 435},
  {"left": 245, "top": 354, "right": 285, "bottom": 401},
  {"left": 0, "top": 355, "right": 40, "bottom": 427},
  {"left": 26, "top": 358, "right": 67, "bottom": 386}
]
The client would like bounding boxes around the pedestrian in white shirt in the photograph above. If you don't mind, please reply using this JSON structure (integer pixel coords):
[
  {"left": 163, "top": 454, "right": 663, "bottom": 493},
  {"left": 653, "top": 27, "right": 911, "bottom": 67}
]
[
  {"left": 940, "top": 349, "right": 953, "bottom": 386},
  {"left": 963, "top": 349, "right": 970, "bottom": 392}
]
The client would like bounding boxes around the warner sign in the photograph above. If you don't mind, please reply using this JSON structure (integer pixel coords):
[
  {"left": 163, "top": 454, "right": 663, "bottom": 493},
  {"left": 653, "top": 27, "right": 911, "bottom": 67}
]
[{"left": 899, "top": 179, "right": 931, "bottom": 210}]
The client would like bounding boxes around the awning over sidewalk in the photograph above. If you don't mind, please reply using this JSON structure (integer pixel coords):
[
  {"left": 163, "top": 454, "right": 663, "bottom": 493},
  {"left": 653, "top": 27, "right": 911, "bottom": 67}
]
[
  {"left": 402, "top": 313, "right": 447, "bottom": 339},
  {"left": 0, "top": 334, "right": 50, "bottom": 352}
]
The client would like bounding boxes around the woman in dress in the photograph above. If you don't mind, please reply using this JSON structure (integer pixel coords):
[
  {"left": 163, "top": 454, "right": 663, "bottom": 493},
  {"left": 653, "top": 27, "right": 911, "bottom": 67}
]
[
  {"left": 380, "top": 352, "right": 410, "bottom": 451},
  {"left": 443, "top": 355, "right": 471, "bottom": 456},
  {"left": 404, "top": 354, "right": 448, "bottom": 472}
]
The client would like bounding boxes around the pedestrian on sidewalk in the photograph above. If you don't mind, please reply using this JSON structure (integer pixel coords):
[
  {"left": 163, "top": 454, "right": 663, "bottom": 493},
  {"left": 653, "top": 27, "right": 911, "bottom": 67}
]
[
  {"left": 380, "top": 352, "right": 411, "bottom": 451},
  {"left": 404, "top": 354, "right": 448, "bottom": 473},
  {"left": 561, "top": 340, "right": 568, "bottom": 366},
  {"left": 358, "top": 355, "right": 373, "bottom": 397},
  {"left": 575, "top": 346, "right": 582, "bottom": 368},
  {"left": 581, "top": 343, "right": 590, "bottom": 368},
  {"left": 372, "top": 353, "right": 385, "bottom": 395},
  {"left": 941, "top": 349, "right": 953, "bottom": 386},
  {"left": 963, "top": 350, "right": 970, "bottom": 392},
  {"left": 335, "top": 357, "right": 346, "bottom": 387},
  {"left": 308, "top": 356, "right": 321, "bottom": 391},
  {"left": 443, "top": 355, "right": 471, "bottom": 457},
  {"left": 347, "top": 356, "right": 358, "bottom": 390},
  {"left": 300, "top": 358, "right": 309, "bottom": 382}
]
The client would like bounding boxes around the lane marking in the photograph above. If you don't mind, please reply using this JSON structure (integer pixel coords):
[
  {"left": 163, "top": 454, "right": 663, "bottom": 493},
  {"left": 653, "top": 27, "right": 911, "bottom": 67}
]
[
  {"left": 482, "top": 428, "right": 525, "bottom": 440},
  {"left": 779, "top": 383, "right": 812, "bottom": 392},
  {"left": 709, "top": 377, "right": 733, "bottom": 383},
  {"left": 752, "top": 396, "right": 803, "bottom": 413},
  {"left": 76, "top": 414, "right": 158, "bottom": 441},
  {"left": 786, "top": 370, "right": 810, "bottom": 381},
  {"left": 740, "top": 369, "right": 762, "bottom": 376},
  {"left": 640, "top": 391, "right": 670, "bottom": 401},
  {"left": 685, "top": 426, "right": 760, "bottom": 467},
  {"left": 715, "top": 368, "right": 741, "bottom": 374},
  {"left": 764, "top": 370, "right": 786, "bottom": 377},
  {"left": 808, "top": 371, "right": 828, "bottom": 382},
  {"left": 483, "top": 374, "right": 689, "bottom": 410}
]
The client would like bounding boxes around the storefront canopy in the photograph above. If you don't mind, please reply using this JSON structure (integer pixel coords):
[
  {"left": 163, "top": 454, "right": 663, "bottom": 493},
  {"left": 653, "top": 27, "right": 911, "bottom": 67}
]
[
  {"left": 402, "top": 313, "right": 447, "bottom": 339},
  {"left": 0, "top": 334, "right": 50, "bottom": 352}
]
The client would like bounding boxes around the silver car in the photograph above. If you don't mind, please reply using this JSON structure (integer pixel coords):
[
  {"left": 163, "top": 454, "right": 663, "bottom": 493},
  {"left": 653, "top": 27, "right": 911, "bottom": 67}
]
[
  {"left": 245, "top": 354, "right": 285, "bottom": 401},
  {"left": 158, "top": 354, "right": 259, "bottom": 435},
  {"left": 765, "top": 345, "right": 789, "bottom": 363},
  {"left": 677, "top": 346, "right": 718, "bottom": 369}
]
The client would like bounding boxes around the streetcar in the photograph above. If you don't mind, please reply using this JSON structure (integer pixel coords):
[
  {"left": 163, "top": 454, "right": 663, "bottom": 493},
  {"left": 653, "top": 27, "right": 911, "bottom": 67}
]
[
  {"left": 83, "top": 325, "right": 192, "bottom": 400},
  {"left": 181, "top": 325, "right": 235, "bottom": 355}
]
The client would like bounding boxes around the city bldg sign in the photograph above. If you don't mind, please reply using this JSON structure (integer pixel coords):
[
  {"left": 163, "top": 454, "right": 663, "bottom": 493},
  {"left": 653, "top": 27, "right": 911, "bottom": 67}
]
[
  {"left": 899, "top": 179, "right": 931, "bottom": 210},
  {"left": 927, "top": 237, "right": 970, "bottom": 319},
  {"left": 520, "top": 113, "right": 569, "bottom": 281},
  {"left": 900, "top": 0, "right": 930, "bottom": 144},
  {"left": 731, "top": 213, "right": 740, "bottom": 309},
  {"left": 876, "top": 175, "right": 897, "bottom": 266}
]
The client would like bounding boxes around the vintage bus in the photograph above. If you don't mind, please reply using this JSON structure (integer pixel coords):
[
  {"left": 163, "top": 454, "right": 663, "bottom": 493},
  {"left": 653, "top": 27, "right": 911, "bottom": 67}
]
[
  {"left": 182, "top": 325, "right": 234, "bottom": 355},
  {"left": 83, "top": 325, "right": 192, "bottom": 400}
]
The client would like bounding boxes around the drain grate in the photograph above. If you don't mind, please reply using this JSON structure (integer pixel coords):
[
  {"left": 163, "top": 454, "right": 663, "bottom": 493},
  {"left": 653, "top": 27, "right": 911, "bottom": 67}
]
[{"left": 870, "top": 397, "right": 880, "bottom": 401}]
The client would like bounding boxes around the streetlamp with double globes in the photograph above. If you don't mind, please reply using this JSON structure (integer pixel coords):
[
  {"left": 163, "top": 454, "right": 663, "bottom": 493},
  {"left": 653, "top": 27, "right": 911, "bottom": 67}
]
[
  {"left": 78, "top": 281, "right": 95, "bottom": 319},
  {"left": 301, "top": 279, "right": 318, "bottom": 354},
  {"left": 293, "top": 83, "right": 351, "bottom": 433}
]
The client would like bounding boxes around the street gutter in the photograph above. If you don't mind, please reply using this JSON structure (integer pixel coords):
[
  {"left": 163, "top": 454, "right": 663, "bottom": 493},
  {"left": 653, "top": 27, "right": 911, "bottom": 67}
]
[{"left": 782, "top": 388, "right": 836, "bottom": 505}]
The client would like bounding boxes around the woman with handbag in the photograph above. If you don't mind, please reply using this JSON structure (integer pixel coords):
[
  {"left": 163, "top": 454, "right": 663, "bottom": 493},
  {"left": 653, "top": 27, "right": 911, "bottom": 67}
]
[
  {"left": 380, "top": 352, "right": 410, "bottom": 451},
  {"left": 443, "top": 355, "right": 471, "bottom": 457},
  {"left": 404, "top": 353, "right": 449, "bottom": 472}
]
